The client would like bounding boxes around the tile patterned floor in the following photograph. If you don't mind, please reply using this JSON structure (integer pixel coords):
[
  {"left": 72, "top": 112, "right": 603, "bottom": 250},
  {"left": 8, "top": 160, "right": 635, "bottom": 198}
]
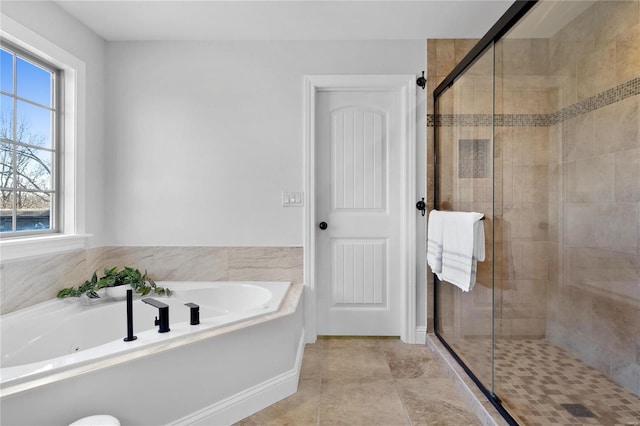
[
  {"left": 235, "top": 337, "right": 482, "bottom": 426},
  {"left": 453, "top": 338, "right": 640, "bottom": 426}
]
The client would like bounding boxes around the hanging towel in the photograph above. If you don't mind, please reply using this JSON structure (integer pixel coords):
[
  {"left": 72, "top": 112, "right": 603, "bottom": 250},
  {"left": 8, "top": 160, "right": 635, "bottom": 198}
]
[
  {"left": 440, "top": 211, "right": 485, "bottom": 292},
  {"left": 427, "top": 210, "right": 445, "bottom": 278}
]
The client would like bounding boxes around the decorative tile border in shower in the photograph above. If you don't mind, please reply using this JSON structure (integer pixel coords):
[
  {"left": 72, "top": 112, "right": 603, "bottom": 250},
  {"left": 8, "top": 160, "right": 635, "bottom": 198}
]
[
  {"left": 427, "top": 76, "right": 640, "bottom": 128},
  {"left": 429, "top": 113, "right": 549, "bottom": 127},
  {"left": 430, "top": 113, "right": 494, "bottom": 127},
  {"left": 495, "top": 114, "right": 550, "bottom": 127},
  {"left": 550, "top": 76, "right": 640, "bottom": 125}
]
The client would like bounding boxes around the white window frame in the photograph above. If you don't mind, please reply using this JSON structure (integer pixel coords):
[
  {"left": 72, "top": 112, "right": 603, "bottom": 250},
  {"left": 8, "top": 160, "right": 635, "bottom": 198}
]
[
  {"left": 0, "top": 15, "right": 88, "bottom": 261},
  {"left": 1, "top": 41, "right": 61, "bottom": 237}
]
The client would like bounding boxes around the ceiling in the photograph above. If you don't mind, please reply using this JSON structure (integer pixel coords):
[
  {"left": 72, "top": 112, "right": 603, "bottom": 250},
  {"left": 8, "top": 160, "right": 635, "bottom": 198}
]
[
  {"left": 507, "top": 0, "right": 596, "bottom": 38},
  {"left": 52, "top": 0, "right": 514, "bottom": 41}
]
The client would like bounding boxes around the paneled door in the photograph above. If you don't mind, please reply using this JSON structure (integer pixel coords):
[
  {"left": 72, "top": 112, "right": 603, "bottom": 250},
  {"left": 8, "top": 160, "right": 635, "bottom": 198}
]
[{"left": 316, "top": 89, "right": 402, "bottom": 335}]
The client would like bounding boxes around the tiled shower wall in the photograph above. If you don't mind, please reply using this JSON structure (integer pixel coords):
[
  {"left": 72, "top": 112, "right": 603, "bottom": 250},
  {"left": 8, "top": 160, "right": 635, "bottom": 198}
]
[
  {"left": 494, "top": 38, "right": 553, "bottom": 339},
  {"left": 425, "top": 39, "right": 478, "bottom": 332},
  {"left": 427, "top": 0, "right": 640, "bottom": 396},
  {"left": 0, "top": 246, "right": 303, "bottom": 314},
  {"left": 545, "top": 0, "right": 640, "bottom": 395},
  {"left": 426, "top": 37, "right": 552, "bottom": 338}
]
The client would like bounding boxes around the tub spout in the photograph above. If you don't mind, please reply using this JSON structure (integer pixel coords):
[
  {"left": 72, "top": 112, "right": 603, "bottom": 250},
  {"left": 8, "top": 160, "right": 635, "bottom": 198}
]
[
  {"left": 124, "top": 289, "right": 137, "bottom": 342},
  {"left": 142, "top": 298, "right": 170, "bottom": 333}
]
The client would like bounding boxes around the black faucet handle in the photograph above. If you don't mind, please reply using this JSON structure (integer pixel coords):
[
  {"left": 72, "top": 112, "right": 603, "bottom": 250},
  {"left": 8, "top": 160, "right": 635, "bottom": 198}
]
[
  {"left": 185, "top": 302, "right": 200, "bottom": 325},
  {"left": 143, "top": 298, "right": 170, "bottom": 333}
]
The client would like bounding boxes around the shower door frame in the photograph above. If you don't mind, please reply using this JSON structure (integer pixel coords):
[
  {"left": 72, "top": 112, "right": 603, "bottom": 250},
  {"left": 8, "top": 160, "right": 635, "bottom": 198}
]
[{"left": 432, "top": 1, "right": 538, "bottom": 425}]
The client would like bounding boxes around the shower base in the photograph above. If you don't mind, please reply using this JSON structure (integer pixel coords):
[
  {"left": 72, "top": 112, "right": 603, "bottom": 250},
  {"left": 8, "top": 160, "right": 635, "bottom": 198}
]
[{"left": 453, "top": 338, "right": 640, "bottom": 425}]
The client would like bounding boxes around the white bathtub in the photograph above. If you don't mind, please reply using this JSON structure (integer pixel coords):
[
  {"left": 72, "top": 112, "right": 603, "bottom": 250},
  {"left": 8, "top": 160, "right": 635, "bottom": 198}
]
[{"left": 0, "top": 281, "right": 305, "bottom": 425}]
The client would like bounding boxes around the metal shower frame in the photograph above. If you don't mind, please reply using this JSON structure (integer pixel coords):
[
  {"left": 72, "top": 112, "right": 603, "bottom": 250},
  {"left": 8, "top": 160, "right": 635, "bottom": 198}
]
[{"left": 432, "top": 1, "right": 538, "bottom": 425}]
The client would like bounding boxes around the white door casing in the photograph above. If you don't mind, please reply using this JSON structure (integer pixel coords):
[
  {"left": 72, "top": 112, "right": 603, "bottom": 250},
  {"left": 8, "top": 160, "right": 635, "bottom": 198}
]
[{"left": 303, "top": 75, "right": 416, "bottom": 343}]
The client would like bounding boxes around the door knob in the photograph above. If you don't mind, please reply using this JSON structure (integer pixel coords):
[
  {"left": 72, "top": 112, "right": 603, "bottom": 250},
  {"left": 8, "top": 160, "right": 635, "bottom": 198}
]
[{"left": 319, "top": 222, "right": 328, "bottom": 230}]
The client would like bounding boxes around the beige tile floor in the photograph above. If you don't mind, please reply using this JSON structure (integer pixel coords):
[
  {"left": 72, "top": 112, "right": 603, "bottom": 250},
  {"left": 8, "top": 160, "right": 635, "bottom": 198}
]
[
  {"left": 453, "top": 338, "right": 640, "bottom": 426},
  {"left": 235, "top": 337, "right": 481, "bottom": 426}
]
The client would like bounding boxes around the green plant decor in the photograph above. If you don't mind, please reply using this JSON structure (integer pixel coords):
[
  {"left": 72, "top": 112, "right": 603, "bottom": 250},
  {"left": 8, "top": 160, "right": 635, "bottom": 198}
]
[{"left": 57, "top": 266, "right": 171, "bottom": 299}]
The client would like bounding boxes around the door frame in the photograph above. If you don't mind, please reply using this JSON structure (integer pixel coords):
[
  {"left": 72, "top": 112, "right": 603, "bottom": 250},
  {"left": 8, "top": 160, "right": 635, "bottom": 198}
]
[{"left": 303, "top": 75, "right": 417, "bottom": 344}]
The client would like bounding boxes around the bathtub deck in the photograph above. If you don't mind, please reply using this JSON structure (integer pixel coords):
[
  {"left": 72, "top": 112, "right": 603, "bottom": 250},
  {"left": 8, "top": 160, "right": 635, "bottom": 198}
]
[
  {"left": 1, "top": 283, "right": 305, "bottom": 426},
  {"left": 1, "top": 283, "right": 303, "bottom": 396}
]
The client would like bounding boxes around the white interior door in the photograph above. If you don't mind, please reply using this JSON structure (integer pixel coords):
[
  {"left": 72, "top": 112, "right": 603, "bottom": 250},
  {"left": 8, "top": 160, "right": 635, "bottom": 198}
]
[{"left": 316, "top": 89, "right": 402, "bottom": 336}]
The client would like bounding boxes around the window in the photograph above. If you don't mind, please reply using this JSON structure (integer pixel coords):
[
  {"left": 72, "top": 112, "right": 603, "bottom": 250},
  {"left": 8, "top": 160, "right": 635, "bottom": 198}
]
[
  {"left": 0, "top": 43, "right": 59, "bottom": 236},
  {"left": 0, "top": 15, "right": 86, "bottom": 260}
]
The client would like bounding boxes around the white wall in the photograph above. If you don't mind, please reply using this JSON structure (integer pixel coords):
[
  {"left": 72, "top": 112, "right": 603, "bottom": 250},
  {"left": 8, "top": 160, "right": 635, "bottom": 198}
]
[
  {"left": 105, "top": 40, "right": 425, "bottom": 247},
  {"left": 0, "top": 6, "right": 427, "bottom": 326},
  {"left": 1, "top": 1, "right": 107, "bottom": 247}
]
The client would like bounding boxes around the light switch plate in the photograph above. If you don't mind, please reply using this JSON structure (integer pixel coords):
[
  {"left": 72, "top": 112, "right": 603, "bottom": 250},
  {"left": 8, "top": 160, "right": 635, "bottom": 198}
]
[{"left": 282, "top": 191, "right": 304, "bottom": 207}]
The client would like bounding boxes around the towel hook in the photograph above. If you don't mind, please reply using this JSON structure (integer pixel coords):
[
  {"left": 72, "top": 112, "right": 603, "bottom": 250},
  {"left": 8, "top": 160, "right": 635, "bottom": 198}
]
[
  {"left": 416, "top": 198, "right": 426, "bottom": 216},
  {"left": 416, "top": 71, "right": 426, "bottom": 90}
]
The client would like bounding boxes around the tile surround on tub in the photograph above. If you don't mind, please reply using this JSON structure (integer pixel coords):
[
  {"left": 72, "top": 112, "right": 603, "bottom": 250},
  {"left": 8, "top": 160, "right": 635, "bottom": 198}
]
[
  {"left": 0, "top": 246, "right": 303, "bottom": 315},
  {"left": 228, "top": 246, "right": 304, "bottom": 284},
  {"left": 85, "top": 247, "right": 106, "bottom": 277},
  {"left": 105, "top": 246, "right": 229, "bottom": 282},
  {"left": 152, "top": 247, "right": 228, "bottom": 281},
  {"left": 1, "top": 249, "right": 89, "bottom": 315},
  {"left": 104, "top": 246, "right": 155, "bottom": 274},
  {"left": 103, "top": 246, "right": 303, "bottom": 284}
]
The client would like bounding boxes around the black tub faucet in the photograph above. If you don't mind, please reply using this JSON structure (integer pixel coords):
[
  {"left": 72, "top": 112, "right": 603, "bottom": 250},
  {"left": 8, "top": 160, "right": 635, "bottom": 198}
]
[
  {"left": 185, "top": 303, "right": 200, "bottom": 325},
  {"left": 124, "top": 289, "right": 137, "bottom": 342},
  {"left": 142, "top": 298, "right": 170, "bottom": 333}
]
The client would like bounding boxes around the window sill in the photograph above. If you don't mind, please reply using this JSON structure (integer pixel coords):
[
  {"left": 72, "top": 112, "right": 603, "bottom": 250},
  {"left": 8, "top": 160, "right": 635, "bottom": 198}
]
[{"left": 0, "top": 234, "right": 91, "bottom": 262}]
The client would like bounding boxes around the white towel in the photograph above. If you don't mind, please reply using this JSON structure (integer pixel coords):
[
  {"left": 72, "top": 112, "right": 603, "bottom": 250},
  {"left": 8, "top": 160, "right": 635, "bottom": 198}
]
[
  {"left": 440, "top": 211, "right": 485, "bottom": 292},
  {"left": 427, "top": 210, "right": 445, "bottom": 278}
]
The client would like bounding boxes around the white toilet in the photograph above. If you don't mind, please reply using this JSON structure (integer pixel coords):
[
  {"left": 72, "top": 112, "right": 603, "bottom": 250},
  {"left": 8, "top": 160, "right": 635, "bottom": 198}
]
[{"left": 68, "top": 415, "right": 120, "bottom": 426}]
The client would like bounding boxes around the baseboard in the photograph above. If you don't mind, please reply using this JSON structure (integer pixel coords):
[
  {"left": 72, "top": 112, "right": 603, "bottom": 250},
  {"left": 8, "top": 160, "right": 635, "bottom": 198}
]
[
  {"left": 414, "top": 326, "right": 427, "bottom": 344},
  {"left": 169, "top": 329, "right": 306, "bottom": 426}
]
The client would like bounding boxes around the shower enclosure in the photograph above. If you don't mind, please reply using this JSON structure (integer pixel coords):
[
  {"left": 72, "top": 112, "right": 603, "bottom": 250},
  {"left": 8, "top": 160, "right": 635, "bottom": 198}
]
[{"left": 433, "top": 1, "right": 640, "bottom": 424}]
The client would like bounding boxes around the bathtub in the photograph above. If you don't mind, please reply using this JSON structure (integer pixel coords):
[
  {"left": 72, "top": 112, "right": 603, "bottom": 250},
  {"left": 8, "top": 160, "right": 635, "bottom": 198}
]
[{"left": 0, "top": 281, "right": 305, "bottom": 425}]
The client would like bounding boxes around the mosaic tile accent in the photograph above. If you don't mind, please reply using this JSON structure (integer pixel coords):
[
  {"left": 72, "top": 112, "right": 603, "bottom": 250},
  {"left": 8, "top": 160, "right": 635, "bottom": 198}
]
[
  {"left": 550, "top": 76, "right": 640, "bottom": 125},
  {"left": 458, "top": 139, "right": 490, "bottom": 178},
  {"left": 428, "top": 76, "right": 640, "bottom": 128},
  {"left": 495, "top": 114, "right": 550, "bottom": 127},
  {"left": 450, "top": 338, "right": 640, "bottom": 426},
  {"left": 431, "top": 113, "right": 494, "bottom": 127}
]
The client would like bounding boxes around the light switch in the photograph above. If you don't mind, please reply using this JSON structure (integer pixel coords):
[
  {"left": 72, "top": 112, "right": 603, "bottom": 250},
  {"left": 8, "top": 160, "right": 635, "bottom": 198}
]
[{"left": 282, "top": 191, "right": 304, "bottom": 207}]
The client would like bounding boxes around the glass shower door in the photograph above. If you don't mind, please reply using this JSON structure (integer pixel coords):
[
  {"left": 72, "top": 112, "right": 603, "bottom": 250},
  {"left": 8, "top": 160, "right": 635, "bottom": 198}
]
[
  {"left": 434, "top": 44, "right": 496, "bottom": 393},
  {"left": 491, "top": 18, "right": 553, "bottom": 421}
]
